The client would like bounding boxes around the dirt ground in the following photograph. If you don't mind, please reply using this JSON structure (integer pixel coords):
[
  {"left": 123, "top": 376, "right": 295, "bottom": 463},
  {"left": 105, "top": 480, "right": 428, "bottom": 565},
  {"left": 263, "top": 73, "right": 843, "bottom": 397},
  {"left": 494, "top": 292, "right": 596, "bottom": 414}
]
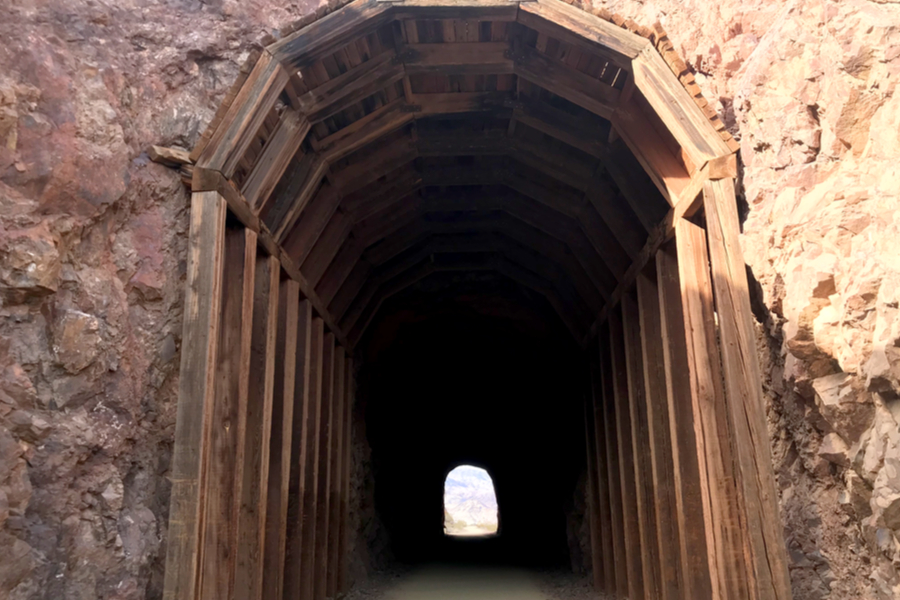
[{"left": 343, "top": 566, "right": 600, "bottom": 600}]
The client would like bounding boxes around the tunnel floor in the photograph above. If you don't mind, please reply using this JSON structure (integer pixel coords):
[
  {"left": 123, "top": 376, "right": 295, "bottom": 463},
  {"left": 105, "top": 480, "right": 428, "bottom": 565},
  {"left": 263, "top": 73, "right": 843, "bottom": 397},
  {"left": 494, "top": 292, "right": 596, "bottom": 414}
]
[{"left": 345, "top": 565, "right": 595, "bottom": 600}]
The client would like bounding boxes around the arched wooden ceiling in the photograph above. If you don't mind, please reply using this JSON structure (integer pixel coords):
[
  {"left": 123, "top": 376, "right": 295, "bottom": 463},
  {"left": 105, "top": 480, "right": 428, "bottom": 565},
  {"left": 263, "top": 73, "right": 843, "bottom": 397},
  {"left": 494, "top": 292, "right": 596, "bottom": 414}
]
[{"left": 182, "top": 0, "right": 738, "bottom": 349}]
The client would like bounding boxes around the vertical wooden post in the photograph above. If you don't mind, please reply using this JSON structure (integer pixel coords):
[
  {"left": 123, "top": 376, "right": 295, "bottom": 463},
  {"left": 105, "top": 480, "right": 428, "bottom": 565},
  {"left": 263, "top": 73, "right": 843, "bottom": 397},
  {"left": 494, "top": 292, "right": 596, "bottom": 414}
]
[
  {"left": 235, "top": 255, "right": 280, "bottom": 600},
  {"left": 656, "top": 241, "right": 715, "bottom": 600},
  {"left": 314, "top": 334, "right": 336, "bottom": 600},
  {"left": 263, "top": 279, "right": 301, "bottom": 600},
  {"left": 284, "top": 300, "right": 314, "bottom": 600},
  {"left": 599, "top": 331, "right": 628, "bottom": 599},
  {"left": 589, "top": 354, "right": 615, "bottom": 597},
  {"left": 301, "top": 319, "right": 326, "bottom": 600},
  {"left": 327, "top": 349, "right": 347, "bottom": 598},
  {"left": 583, "top": 389, "right": 604, "bottom": 592},
  {"left": 621, "top": 294, "right": 663, "bottom": 600},
  {"left": 703, "top": 179, "right": 792, "bottom": 600},
  {"left": 635, "top": 265, "right": 683, "bottom": 600},
  {"left": 338, "top": 357, "right": 354, "bottom": 594},
  {"left": 198, "top": 227, "right": 257, "bottom": 600},
  {"left": 163, "top": 191, "right": 227, "bottom": 600},
  {"left": 675, "top": 218, "right": 749, "bottom": 600},
  {"left": 609, "top": 314, "right": 645, "bottom": 600}
]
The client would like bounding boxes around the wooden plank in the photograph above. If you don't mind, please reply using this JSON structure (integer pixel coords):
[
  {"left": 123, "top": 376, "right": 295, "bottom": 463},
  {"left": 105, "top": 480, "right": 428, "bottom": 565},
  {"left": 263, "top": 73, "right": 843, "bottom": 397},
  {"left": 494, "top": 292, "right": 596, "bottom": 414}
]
[
  {"left": 703, "top": 179, "right": 792, "bottom": 600},
  {"left": 300, "top": 319, "right": 326, "bottom": 600},
  {"left": 389, "top": 0, "right": 520, "bottom": 21},
  {"left": 412, "top": 91, "right": 513, "bottom": 115},
  {"left": 635, "top": 265, "right": 682, "bottom": 600},
  {"left": 334, "top": 139, "right": 419, "bottom": 196},
  {"left": 631, "top": 46, "right": 734, "bottom": 170},
  {"left": 588, "top": 356, "right": 615, "bottom": 595},
  {"left": 583, "top": 398, "right": 605, "bottom": 593},
  {"left": 621, "top": 294, "right": 663, "bottom": 600},
  {"left": 302, "top": 209, "right": 354, "bottom": 288},
  {"left": 326, "top": 349, "right": 347, "bottom": 599},
  {"left": 242, "top": 111, "right": 311, "bottom": 209},
  {"left": 599, "top": 140, "right": 669, "bottom": 232},
  {"left": 517, "top": 0, "right": 648, "bottom": 68},
  {"left": 402, "top": 42, "right": 514, "bottom": 74},
  {"left": 283, "top": 300, "right": 314, "bottom": 600},
  {"left": 264, "top": 154, "right": 329, "bottom": 241},
  {"left": 675, "top": 217, "right": 749, "bottom": 600},
  {"left": 192, "top": 168, "right": 350, "bottom": 350},
  {"left": 198, "top": 51, "right": 290, "bottom": 178},
  {"left": 655, "top": 240, "right": 715, "bottom": 600},
  {"left": 162, "top": 191, "right": 226, "bottom": 600},
  {"left": 234, "top": 253, "right": 279, "bottom": 600},
  {"left": 598, "top": 332, "right": 628, "bottom": 599},
  {"left": 149, "top": 145, "right": 192, "bottom": 166},
  {"left": 338, "top": 358, "right": 354, "bottom": 593},
  {"left": 313, "top": 334, "right": 336, "bottom": 600},
  {"left": 301, "top": 51, "right": 406, "bottom": 123},
  {"left": 282, "top": 184, "right": 343, "bottom": 266},
  {"left": 608, "top": 314, "right": 645, "bottom": 600},
  {"left": 513, "top": 45, "right": 621, "bottom": 119},
  {"left": 513, "top": 101, "right": 608, "bottom": 158},
  {"left": 268, "top": 0, "right": 394, "bottom": 69},
  {"left": 318, "top": 99, "right": 415, "bottom": 163},
  {"left": 199, "top": 226, "right": 255, "bottom": 600},
  {"left": 261, "top": 279, "right": 300, "bottom": 600}
]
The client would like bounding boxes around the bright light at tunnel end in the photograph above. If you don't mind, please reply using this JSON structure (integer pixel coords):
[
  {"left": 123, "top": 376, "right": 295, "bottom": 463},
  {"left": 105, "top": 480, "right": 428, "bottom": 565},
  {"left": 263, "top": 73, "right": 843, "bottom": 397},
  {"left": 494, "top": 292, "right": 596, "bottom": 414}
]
[{"left": 443, "top": 465, "right": 499, "bottom": 537}]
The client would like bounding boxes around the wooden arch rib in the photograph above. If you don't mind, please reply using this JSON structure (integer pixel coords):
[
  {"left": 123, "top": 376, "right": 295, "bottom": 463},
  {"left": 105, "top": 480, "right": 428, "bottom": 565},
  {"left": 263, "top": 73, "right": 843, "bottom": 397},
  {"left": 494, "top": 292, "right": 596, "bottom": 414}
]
[{"left": 186, "top": 0, "right": 738, "bottom": 349}]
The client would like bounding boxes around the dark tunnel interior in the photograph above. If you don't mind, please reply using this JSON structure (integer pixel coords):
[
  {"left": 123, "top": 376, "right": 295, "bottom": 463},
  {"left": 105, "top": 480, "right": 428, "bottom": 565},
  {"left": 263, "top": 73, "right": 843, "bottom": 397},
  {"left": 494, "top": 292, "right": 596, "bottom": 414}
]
[{"left": 357, "top": 275, "right": 588, "bottom": 568}]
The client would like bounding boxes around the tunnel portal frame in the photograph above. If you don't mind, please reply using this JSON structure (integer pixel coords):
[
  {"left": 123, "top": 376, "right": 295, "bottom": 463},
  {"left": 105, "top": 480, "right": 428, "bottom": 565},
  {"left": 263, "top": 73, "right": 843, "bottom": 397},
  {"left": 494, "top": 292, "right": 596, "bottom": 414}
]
[{"left": 158, "top": 2, "right": 793, "bottom": 600}]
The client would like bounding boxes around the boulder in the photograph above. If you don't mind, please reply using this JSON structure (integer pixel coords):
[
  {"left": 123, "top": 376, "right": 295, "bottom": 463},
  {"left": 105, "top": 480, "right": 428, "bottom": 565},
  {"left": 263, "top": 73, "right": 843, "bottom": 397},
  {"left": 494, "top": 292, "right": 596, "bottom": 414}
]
[{"left": 812, "top": 373, "right": 876, "bottom": 444}]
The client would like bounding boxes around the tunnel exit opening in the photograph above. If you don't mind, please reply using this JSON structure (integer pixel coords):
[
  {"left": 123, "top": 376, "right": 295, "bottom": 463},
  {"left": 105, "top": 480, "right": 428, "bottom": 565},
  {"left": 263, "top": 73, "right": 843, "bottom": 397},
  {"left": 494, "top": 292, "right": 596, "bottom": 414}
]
[
  {"left": 157, "top": 1, "right": 795, "bottom": 599},
  {"left": 443, "top": 465, "right": 500, "bottom": 538}
]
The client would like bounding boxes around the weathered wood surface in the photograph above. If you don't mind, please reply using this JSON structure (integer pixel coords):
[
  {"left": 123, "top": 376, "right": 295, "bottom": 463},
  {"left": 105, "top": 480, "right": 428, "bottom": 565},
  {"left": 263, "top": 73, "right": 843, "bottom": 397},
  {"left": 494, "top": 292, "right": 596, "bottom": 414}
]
[
  {"left": 300, "top": 319, "right": 326, "bottom": 600},
  {"left": 338, "top": 358, "right": 354, "bottom": 593},
  {"left": 621, "top": 294, "right": 662, "bottom": 600},
  {"left": 599, "top": 334, "right": 628, "bottom": 598},
  {"left": 703, "top": 179, "right": 792, "bottom": 600},
  {"left": 234, "top": 255, "right": 280, "bottom": 600},
  {"left": 313, "top": 334, "right": 336, "bottom": 600},
  {"left": 675, "top": 217, "right": 749, "bottom": 600},
  {"left": 609, "top": 314, "right": 645, "bottom": 600},
  {"left": 656, "top": 240, "right": 715, "bottom": 600},
  {"left": 163, "top": 191, "right": 226, "bottom": 600},
  {"left": 242, "top": 112, "right": 311, "bottom": 209},
  {"left": 589, "top": 356, "right": 615, "bottom": 595},
  {"left": 635, "top": 264, "right": 682, "bottom": 600},
  {"left": 326, "top": 349, "right": 347, "bottom": 598},
  {"left": 283, "top": 301, "right": 314, "bottom": 600},
  {"left": 262, "top": 279, "right": 300, "bottom": 600}
]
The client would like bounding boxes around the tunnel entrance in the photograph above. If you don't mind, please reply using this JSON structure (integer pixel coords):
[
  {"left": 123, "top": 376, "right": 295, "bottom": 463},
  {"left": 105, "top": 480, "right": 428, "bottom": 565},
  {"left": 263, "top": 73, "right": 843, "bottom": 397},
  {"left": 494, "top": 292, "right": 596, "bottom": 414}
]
[
  {"left": 443, "top": 465, "right": 499, "bottom": 537},
  {"left": 156, "top": 1, "right": 794, "bottom": 600}
]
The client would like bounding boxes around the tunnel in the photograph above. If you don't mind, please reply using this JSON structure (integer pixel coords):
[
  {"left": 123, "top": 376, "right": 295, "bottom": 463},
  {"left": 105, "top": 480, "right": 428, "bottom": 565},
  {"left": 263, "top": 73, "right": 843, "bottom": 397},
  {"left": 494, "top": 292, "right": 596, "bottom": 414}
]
[{"left": 155, "top": 1, "right": 794, "bottom": 600}]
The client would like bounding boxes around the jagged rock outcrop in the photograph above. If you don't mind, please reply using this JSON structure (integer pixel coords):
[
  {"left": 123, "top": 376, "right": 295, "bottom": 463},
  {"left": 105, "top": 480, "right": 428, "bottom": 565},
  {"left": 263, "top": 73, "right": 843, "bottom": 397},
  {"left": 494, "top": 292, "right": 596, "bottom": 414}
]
[{"left": 1, "top": 0, "right": 899, "bottom": 598}]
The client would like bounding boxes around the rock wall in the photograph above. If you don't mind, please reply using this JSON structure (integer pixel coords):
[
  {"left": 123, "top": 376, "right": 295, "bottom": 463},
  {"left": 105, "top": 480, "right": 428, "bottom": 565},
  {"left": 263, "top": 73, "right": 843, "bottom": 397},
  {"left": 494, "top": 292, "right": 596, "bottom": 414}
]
[{"left": 1, "top": 0, "right": 899, "bottom": 598}]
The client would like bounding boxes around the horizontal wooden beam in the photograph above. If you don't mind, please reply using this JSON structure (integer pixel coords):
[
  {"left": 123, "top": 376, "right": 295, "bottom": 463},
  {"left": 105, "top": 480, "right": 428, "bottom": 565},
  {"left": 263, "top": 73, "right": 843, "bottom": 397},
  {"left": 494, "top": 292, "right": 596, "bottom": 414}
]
[
  {"left": 401, "top": 42, "right": 514, "bottom": 75},
  {"left": 317, "top": 99, "right": 415, "bottom": 164},
  {"left": 191, "top": 167, "right": 351, "bottom": 350}
]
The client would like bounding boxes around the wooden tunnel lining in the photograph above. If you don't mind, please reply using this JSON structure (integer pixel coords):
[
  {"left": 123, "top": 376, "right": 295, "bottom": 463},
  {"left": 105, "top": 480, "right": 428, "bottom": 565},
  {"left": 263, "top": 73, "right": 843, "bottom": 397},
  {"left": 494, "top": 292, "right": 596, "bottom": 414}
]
[{"left": 161, "top": 2, "right": 791, "bottom": 600}]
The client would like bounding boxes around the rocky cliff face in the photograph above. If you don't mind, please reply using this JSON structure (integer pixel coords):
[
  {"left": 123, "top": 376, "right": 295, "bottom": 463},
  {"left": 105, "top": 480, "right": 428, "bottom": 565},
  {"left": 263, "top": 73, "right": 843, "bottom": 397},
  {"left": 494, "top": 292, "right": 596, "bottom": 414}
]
[{"left": 1, "top": 0, "right": 898, "bottom": 598}]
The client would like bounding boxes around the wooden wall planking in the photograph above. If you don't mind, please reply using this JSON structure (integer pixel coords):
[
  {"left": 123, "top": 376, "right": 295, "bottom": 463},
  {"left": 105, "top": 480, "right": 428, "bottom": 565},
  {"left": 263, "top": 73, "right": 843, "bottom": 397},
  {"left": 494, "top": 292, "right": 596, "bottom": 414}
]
[
  {"left": 327, "top": 349, "right": 347, "bottom": 598},
  {"left": 301, "top": 319, "right": 326, "bottom": 600},
  {"left": 262, "top": 279, "right": 301, "bottom": 600},
  {"left": 634, "top": 265, "right": 683, "bottom": 600},
  {"left": 674, "top": 218, "right": 749, "bottom": 600},
  {"left": 198, "top": 227, "right": 256, "bottom": 600},
  {"left": 284, "top": 300, "right": 315, "bottom": 600},
  {"left": 234, "top": 254, "right": 280, "bottom": 600},
  {"left": 608, "top": 314, "right": 645, "bottom": 600},
  {"left": 313, "top": 334, "right": 337, "bottom": 600},
  {"left": 621, "top": 294, "right": 662, "bottom": 600},
  {"left": 339, "top": 357, "right": 355, "bottom": 594},
  {"left": 582, "top": 393, "right": 605, "bottom": 593},
  {"left": 598, "top": 331, "right": 628, "bottom": 598},
  {"left": 589, "top": 354, "right": 615, "bottom": 597},
  {"left": 163, "top": 191, "right": 227, "bottom": 600},
  {"left": 656, "top": 240, "right": 715, "bottom": 600},
  {"left": 703, "top": 179, "right": 792, "bottom": 600}
]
